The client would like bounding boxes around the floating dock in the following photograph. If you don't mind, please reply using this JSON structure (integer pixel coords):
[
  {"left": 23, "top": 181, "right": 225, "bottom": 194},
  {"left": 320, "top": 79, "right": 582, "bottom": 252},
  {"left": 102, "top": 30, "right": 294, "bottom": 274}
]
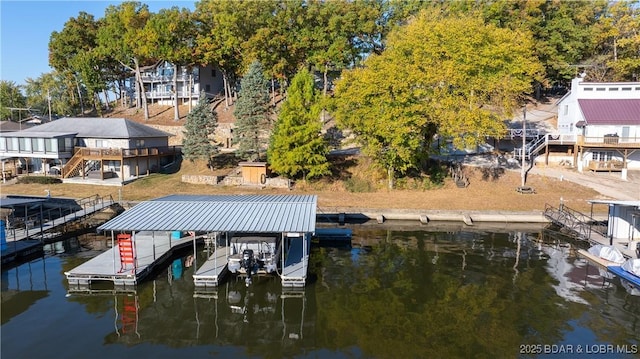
[
  {"left": 281, "top": 234, "right": 310, "bottom": 288},
  {"left": 577, "top": 249, "right": 640, "bottom": 290},
  {"left": 65, "top": 231, "right": 195, "bottom": 290},
  {"left": 88, "top": 195, "right": 317, "bottom": 291},
  {"left": 193, "top": 246, "right": 229, "bottom": 288}
]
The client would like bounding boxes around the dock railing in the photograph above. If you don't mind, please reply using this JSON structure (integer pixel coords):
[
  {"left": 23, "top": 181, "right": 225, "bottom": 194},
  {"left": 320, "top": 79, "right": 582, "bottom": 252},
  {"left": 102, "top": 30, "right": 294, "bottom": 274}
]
[
  {"left": 6, "top": 194, "right": 116, "bottom": 242},
  {"left": 543, "top": 203, "right": 607, "bottom": 241}
]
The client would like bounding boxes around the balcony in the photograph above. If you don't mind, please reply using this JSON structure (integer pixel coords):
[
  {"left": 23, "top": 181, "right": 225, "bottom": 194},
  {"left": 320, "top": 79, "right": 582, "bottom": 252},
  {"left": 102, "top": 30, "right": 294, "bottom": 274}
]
[{"left": 577, "top": 135, "right": 640, "bottom": 148}]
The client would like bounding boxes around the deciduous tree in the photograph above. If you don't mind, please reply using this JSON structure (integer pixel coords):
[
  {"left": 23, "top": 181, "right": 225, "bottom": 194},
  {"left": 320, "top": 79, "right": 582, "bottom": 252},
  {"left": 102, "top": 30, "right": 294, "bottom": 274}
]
[
  {"left": 97, "top": 1, "right": 152, "bottom": 119},
  {"left": 332, "top": 10, "right": 542, "bottom": 189},
  {"left": 0, "top": 81, "right": 27, "bottom": 121},
  {"left": 145, "top": 7, "right": 198, "bottom": 120}
]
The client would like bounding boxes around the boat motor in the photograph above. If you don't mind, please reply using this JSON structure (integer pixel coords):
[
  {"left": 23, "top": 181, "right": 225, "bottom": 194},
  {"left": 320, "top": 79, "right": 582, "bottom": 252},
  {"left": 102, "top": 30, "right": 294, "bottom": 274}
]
[{"left": 242, "top": 249, "right": 255, "bottom": 286}]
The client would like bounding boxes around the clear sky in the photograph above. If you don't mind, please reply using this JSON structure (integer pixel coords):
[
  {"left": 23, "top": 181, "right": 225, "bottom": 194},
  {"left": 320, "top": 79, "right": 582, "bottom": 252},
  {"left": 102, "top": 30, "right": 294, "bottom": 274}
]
[{"left": 0, "top": 0, "right": 195, "bottom": 87}]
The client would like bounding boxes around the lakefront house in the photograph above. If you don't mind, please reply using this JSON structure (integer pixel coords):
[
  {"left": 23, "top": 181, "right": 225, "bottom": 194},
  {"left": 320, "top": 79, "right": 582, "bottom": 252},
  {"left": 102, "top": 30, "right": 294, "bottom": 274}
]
[
  {"left": 0, "top": 117, "right": 178, "bottom": 185},
  {"left": 555, "top": 76, "right": 640, "bottom": 179}
]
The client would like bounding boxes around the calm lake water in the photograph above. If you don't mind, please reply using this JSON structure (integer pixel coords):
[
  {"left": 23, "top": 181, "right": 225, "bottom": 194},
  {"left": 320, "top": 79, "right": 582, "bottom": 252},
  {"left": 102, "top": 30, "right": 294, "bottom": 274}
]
[{"left": 2, "top": 224, "right": 639, "bottom": 359}]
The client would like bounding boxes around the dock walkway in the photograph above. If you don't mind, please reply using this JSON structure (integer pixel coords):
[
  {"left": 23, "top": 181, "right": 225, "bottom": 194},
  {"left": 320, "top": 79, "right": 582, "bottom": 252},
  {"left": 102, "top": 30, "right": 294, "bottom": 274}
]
[
  {"left": 65, "top": 231, "right": 194, "bottom": 290},
  {"left": 193, "top": 246, "right": 229, "bottom": 288},
  {"left": 5, "top": 196, "right": 115, "bottom": 242},
  {"left": 281, "top": 237, "right": 309, "bottom": 288}
]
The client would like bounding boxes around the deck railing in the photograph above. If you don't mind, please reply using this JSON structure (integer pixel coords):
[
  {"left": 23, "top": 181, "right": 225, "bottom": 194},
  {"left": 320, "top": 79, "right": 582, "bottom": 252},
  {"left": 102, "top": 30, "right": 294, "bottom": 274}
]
[
  {"left": 577, "top": 135, "right": 640, "bottom": 147},
  {"left": 74, "top": 146, "right": 180, "bottom": 158}
]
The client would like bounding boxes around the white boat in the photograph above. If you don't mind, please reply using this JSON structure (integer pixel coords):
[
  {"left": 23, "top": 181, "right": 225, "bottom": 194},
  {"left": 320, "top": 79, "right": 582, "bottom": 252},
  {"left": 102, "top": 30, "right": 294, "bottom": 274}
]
[{"left": 227, "top": 235, "right": 281, "bottom": 285}]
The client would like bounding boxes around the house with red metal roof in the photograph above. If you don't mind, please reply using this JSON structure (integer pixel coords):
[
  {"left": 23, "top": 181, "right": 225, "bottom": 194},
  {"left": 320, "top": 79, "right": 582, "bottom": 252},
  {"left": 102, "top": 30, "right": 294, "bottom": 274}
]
[{"left": 556, "top": 76, "right": 640, "bottom": 179}]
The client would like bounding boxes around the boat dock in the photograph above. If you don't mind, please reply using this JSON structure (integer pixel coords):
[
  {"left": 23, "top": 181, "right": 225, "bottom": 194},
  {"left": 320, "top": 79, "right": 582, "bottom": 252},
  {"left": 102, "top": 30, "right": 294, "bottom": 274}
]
[
  {"left": 577, "top": 249, "right": 640, "bottom": 290},
  {"left": 82, "top": 195, "right": 318, "bottom": 292},
  {"left": 2, "top": 195, "right": 117, "bottom": 266},
  {"left": 65, "top": 231, "right": 196, "bottom": 290},
  {"left": 544, "top": 202, "right": 639, "bottom": 259},
  {"left": 193, "top": 246, "right": 229, "bottom": 288}
]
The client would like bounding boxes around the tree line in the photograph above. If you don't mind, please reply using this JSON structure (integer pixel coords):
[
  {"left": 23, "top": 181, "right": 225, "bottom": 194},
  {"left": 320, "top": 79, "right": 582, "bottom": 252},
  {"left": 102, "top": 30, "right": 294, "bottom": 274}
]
[{"left": 1, "top": 0, "right": 638, "bottom": 187}]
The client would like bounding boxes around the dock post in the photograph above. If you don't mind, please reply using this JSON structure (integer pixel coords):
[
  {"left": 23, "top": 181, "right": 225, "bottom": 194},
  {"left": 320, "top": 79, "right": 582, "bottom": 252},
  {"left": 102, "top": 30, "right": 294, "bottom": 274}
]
[
  {"left": 419, "top": 215, "right": 429, "bottom": 224},
  {"left": 462, "top": 214, "right": 473, "bottom": 226},
  {"left": 376, "top": 215, "right": 385, "bottom": 224},
  {"left": 338, "top": 213, "right": 345, "bottom": 225}
]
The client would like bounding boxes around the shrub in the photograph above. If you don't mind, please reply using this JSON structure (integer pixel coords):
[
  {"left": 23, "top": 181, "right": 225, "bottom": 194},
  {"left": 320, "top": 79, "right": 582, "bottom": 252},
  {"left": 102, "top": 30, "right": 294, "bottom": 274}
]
[
  {"left": 17, "top": 176, "right": 62, "bottom": 185},
  {"left": 344, "top": 177, "right": 373, "bottom": 193}
]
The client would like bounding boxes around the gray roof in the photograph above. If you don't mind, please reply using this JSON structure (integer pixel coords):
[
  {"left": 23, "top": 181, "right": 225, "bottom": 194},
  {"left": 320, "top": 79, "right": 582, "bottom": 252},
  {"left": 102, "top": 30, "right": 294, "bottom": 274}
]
[
  {"left": 20, "top": 117, "right": 171, "bottom": 139},
  {"left": 3, "top": 131, "right": 77, "bottom": 138},
  {"left": 98, "top": 194, "right": 317, "bottom": 233},
  {"left": 0, "top": 197, "right": 46, "bottom": 207},
  {"left": 588, "top": 200, "right": 640, "bottom": 208}
]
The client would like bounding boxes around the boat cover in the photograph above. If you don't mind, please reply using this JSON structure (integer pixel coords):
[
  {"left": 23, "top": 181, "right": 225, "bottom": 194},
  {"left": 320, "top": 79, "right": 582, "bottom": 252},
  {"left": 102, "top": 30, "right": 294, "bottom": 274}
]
[
  {"left": 587, "top": 245, "right": 625, "bottom": 264},
  {"left": 621, "top": 258, "right": 640, "bottom": 277}
]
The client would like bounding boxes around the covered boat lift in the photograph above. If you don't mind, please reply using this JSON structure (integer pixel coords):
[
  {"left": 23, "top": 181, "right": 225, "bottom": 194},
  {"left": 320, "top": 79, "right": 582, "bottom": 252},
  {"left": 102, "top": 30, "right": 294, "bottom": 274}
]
[{"left": 66, "top": 194, "right": 316, "bottom": 291}]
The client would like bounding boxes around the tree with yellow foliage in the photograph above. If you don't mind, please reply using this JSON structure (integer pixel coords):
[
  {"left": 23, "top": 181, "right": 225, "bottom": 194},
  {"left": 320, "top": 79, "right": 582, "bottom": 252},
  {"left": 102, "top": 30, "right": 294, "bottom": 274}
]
[{"left": 331, "top": 10, "right": 543, "bottom": 189}]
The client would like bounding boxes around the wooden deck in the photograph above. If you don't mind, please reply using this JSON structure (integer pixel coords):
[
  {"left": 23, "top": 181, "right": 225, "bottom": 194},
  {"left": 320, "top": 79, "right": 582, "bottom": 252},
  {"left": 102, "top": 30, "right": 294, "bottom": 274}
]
[
  {"left": 281, "top": 237, "right": 309, "bottom": 288},
  {"left": 65, "top": 231, "right": 195, "bottom": 291},
  {"left": 193, "top": 246, "right": 229, "bottom": 288}
]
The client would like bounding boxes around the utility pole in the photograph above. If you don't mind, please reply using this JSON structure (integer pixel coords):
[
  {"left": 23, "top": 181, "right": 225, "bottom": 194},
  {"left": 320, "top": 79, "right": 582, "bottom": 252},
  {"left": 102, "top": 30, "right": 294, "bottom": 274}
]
[
  {"left": 47, "top": 89, "right": 52, "bottom": 121},
  {"left": 521, "top": 106, "right": 526, "bottom": 188}
]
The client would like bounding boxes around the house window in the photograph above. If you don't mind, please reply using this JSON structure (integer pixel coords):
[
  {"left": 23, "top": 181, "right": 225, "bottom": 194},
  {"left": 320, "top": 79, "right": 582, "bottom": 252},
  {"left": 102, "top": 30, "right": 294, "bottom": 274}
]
[
  {"left": 212, "top": 69, "right": 216, "bottom": 77},
  {"left": 45, "top": 139, "right": 55, "bottom": 152},
  {"left": 7, "top": 138, "right": 18, "bottom": 151},
  {"left": 592, "top": 151, "right": 613, "bottom": 162},
  {"left": 31, "top": 138, "right": 44, "bottom": 152},
  {"left": 96, "top": 140, "right": 106, "bottom": 148},
  {"left": 563, "top": 105, "right": 568, "bottom": 115},
  {"left": 584, "top": 87, "right": 593, "bottom": 91},
  {"left": 62, "top": 138, "right": 73, "bottom": 152},
  {"left": 105, "top": 160, "right": 120, "bottom": 171},
  {"left": 18, "top": 138, "right": 30, "bottom": 151},
  {"left": 135, "top": 139, "right": 145, "bottom": 148},
  {"left": 595, "top": 88, "right": 605, "bottom": 91},
  {"left": 205, "top": 84, "right": 211, "bottom": 92},
  {"left": 609, "top": 87, "right": 618, "bottom": 91},
  {"left": 621, "top": 87, "right": 632, "bottom": 91}
]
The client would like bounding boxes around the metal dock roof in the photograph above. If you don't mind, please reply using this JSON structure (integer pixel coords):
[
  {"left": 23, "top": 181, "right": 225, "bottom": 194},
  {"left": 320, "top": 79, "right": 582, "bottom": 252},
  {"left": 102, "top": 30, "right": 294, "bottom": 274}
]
[{"left": 98, "top": 194, "right": 317, "bottom": 233}]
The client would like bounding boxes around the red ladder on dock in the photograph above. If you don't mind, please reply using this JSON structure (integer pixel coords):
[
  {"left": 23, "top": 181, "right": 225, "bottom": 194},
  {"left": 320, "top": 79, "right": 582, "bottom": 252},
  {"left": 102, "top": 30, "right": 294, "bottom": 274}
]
[{"left": 117, "top": 234, "right": 135, "bottom": 272}]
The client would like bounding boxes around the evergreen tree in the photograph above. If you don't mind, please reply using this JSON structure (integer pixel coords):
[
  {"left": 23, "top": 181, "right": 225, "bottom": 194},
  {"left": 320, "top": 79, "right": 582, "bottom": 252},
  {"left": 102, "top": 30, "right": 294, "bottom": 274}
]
[
  {"left": 268, "top": 68, "right": 329, "bottom": 180},
  {"left": 233, "top": 61, "right": 271, "bottom": 161},
  {"left": 182, "top": 91, "right": 219, "bottom": 163}
]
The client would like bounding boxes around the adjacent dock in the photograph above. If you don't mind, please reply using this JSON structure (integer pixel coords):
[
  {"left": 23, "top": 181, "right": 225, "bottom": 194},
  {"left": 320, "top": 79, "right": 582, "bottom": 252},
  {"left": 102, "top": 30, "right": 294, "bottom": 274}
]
[
  {"left": 577, "top": 249, "right": 640, "bottom": 289},
  {"left": 65, "top": 231, "right": 195, "bottom": 290}
]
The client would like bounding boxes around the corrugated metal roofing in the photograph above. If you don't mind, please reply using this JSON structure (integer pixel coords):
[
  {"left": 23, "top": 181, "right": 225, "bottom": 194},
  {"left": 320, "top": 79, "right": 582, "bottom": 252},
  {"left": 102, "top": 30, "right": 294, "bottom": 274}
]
[
  {"left": 578, "top": 99, "right": 640, "bottom": 126},
  {"left": 20, "top": 117, "right": 172, "bottom": 139},
  {"left": 98, "top": 195, "right": 317, "bottom": 233}
]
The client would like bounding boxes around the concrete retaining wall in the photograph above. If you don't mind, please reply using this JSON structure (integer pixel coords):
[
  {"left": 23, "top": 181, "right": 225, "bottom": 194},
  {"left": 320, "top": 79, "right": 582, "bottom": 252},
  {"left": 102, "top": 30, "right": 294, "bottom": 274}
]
[{"left": 318, "top": 208, "right": 550, "bottom": 225}]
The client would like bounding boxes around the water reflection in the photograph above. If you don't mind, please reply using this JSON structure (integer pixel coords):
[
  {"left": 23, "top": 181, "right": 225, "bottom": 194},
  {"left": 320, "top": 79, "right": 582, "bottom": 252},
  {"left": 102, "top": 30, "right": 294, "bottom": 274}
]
[{"left": 1, "top": 226, "right": 639, "bottom": 359}]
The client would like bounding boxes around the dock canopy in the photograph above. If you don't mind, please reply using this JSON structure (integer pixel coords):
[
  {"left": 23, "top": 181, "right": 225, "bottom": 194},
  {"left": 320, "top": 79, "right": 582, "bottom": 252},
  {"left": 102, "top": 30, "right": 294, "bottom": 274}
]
[{"left": 97, "top": 194, "right": 317, "bottom": 233}]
